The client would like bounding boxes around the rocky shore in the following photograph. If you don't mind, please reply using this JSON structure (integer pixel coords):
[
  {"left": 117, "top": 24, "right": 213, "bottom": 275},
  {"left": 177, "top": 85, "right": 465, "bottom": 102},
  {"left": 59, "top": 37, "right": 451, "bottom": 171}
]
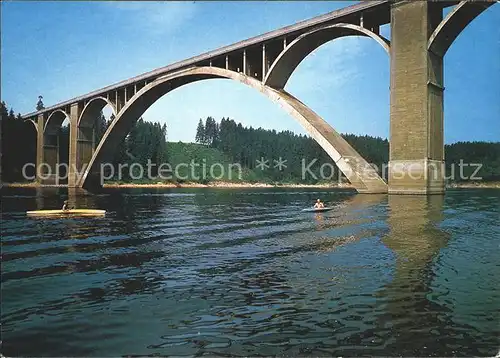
[
  {"left": 102, "top": 181, "right": 353, "bottom": 189},
  {"left": 4, "top": 181, "right": 500, "bottom": 189},
  {"left": 2, "top": 181, "right": 351, "bottom": 189}
]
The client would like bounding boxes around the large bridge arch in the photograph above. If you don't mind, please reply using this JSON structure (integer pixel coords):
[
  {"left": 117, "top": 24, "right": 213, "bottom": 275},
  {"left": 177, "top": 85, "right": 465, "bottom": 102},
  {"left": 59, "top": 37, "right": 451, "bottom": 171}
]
[
  {"left": 428, "top": 1, "right": 497, "bottom": 57},
  {"left": 81, "top": 66, "right": 387, "bottom": 193},
  {"left": 264, "top": 23, "right": 390, "bottom": 89}
]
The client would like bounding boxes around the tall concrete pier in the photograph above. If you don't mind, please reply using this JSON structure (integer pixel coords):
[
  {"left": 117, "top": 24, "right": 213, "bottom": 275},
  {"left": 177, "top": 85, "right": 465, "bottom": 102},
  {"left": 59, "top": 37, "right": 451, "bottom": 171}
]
[{"left": 389, "top": 1, "right": 445, "bottom": 194}]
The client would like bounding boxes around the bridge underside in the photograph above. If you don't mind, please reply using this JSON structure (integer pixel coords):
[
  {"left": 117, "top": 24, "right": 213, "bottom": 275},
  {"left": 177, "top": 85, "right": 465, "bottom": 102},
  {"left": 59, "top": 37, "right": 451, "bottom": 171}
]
[{"left": 81, "top": 67, "right": 388, "bottom": 193}]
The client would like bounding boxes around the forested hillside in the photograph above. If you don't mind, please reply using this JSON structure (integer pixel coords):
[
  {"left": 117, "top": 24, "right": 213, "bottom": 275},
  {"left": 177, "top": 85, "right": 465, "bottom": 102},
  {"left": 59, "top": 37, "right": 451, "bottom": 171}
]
[
  {"left": 194, "top": 116, "right": 500, "bottom": 183},
  {"left": 1, "top": 103, "right": 37, "bottom": 182},
  {"left": 1, "top": 101, "right": 499, "bottom": 184}
]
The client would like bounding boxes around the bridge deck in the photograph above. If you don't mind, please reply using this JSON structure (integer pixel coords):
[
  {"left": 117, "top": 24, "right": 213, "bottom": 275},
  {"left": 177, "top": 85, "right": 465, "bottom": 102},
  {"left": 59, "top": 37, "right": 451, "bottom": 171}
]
[{"left": 23, "top": 0, "right": 392, "bottom": 119}]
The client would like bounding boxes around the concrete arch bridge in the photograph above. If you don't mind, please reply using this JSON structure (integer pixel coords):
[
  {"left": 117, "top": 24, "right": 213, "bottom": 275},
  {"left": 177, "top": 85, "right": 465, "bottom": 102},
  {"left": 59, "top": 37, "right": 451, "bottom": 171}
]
[{"left": 22, "top": 0, "right": 497, "bottom": 194}]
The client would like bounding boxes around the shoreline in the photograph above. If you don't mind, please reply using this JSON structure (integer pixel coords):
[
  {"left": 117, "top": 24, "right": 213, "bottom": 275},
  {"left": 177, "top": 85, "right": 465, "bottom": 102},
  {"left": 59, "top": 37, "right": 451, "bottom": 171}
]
[
  {"left": 102, "top": 182, "right": 353, "bottom": 189},
  {"left": 2, "top": 182, "right": 68, "bottom": 188},
  {"left": 2, "top": 181, "right": 352, "bottom": 189},
  {"left": 446, "top": 181, "right": 500, "bottom": 189},
  {"left": 3, "top": 181, "right": 500, "bottom": 189}
]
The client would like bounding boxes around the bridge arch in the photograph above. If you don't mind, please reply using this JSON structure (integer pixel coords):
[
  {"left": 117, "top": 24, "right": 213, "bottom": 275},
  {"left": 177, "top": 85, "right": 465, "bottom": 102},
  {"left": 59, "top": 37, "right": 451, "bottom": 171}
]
[
  {"left": 76, "top": 97, "right": 116, "bottom": 172},
  {"left": 78, "top": 96, "right": 116, "bottom": 127},
  {"left": 81, "top": 67, "right": 387, "bottom": 193},
  {"left": 42, "top": 109, "right": 71, "bottom": 180},
  {"left": 44, "top": 109, "right": 70, "bottom": 134},
  {"left": 264, "top": 23, "right": 390, "bottom": 89},
  {"left": 428, "top": 1, "right": 497, "bottom": 57},
  {"left": 24, "top": 119, "right": 38, "bottom": 134}
]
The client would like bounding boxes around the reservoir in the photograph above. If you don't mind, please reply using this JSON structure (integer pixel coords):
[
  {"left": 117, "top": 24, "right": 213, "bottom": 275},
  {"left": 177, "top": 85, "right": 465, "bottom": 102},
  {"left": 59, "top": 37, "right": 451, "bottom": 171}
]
[{"left": 1, "top": 187, "right": 499, "bottom": 356}]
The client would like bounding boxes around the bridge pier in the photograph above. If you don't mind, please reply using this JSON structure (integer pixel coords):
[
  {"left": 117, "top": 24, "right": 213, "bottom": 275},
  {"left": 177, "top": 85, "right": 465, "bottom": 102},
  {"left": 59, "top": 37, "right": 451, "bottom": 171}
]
[
  {"left": 36, "top": 113, "right": 61, "bottom": 185},
  {"left": 68, "top": 104, "right": 79, "bottom": 187},
  {"left": 75, "top": 126, "right": 95, "bottom": 186},
  {"left": 36, "top": 114, "right": 44, "bottom": 183},
  {"left": 388, "top": 1, "right": 445, "bottom": 195}
]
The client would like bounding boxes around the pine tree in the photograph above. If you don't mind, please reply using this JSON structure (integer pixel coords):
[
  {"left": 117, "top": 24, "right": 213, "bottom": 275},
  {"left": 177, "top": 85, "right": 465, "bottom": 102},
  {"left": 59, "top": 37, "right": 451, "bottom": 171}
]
[
  {"left": 36, "top": 96, "right": 45, "bottom": 111},
  {"left": 195, "top": 119, "right": 205, "bottom": 144},
  {"left": 95, "top": 111, "right": 108, "bottom": 144},
  {"left": 204, "top": 116, "right": 216, "bottom": 146}
]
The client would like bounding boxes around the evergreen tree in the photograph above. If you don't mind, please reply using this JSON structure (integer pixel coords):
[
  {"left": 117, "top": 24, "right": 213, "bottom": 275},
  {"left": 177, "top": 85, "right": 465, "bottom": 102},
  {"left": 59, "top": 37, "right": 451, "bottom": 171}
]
[
  {"left": 195, "top": 119, "right": 205, "bottom": 144},
  {"left": 95, "top": 111, "right": 107, "bottom": 144},
  {"left": 204, "top": 116, "right": 217, "bottom": 146},
  {"left": 1, "top": 102, "right": 37, "bottom": 181},
  {"left": 36, "top": 96, "right": 44, "bottom": 111}
]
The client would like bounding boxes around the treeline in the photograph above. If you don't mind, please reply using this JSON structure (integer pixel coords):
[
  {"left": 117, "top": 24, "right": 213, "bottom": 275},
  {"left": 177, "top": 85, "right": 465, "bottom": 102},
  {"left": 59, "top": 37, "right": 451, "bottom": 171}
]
[
  {"left": 0, "top": 101, "right": 168, "bottom": 182},
  {"left": 197, "top": 116, "right": 334, "bottom": 182},
  {"left": 109, "top": 117, "right": 168, "bottom": 179},
  {"left": 1, "top": 102, "right": 37, "bottom": 182},
  {"left": 194, "top": 116, "right": 500, "bottom": 182},
  {"left": 446, "top": 141, "right": 500, "bottom": 181},
  {"left": 195, "top": 116, "right": 389, "bottom": 182},
  {"left": 1, "top": 98, "right": 499, "bottom": 184}
]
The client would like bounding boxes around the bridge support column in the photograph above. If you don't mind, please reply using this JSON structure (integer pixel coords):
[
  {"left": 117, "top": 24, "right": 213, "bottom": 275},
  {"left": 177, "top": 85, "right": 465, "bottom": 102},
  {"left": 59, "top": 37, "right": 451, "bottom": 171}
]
[
  {"left": 388, "top": 1, "right": 445, "bottom": 195},
  {"left": 76, "top": 125, "right": 96, "bottom": 186},
  {"left": 36, "top": 114, "right": 45, "bottom": 183},
  {"left": 68, "top": 103, "right": 79, "bottom": 187}
]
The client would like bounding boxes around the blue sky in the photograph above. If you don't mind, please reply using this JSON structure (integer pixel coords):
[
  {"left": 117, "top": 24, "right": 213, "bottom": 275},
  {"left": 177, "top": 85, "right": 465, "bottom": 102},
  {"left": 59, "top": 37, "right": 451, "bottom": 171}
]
[{"left": 2, "top": 1, "right": 499, "bottom": 143}]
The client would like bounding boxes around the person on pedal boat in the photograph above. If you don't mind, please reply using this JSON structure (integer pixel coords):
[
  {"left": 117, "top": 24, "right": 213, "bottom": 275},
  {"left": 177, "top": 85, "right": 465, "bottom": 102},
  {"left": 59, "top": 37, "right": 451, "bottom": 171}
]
[{"left": 314, "top": 199, "right": 325, "bottom": 209}]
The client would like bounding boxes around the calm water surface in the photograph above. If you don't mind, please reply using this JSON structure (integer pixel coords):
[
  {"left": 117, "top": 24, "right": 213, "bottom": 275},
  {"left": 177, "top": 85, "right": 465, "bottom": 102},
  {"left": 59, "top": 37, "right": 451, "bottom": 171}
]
[{"left": 1, "top": 187, "right": 499, "bottom": 356}]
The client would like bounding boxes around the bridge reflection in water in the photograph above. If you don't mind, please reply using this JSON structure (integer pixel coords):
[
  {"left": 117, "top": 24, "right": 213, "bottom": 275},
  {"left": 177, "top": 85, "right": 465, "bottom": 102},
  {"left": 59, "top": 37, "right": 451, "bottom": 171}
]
[
  {"left": 308, "top": 194, "right": 470, "bottom": 356},
  {"left": 34, "top": 187, "right": 100, "bottom": 211},
  {"left": 377, "top": 195, "right": 459, "bottom": 356}
]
